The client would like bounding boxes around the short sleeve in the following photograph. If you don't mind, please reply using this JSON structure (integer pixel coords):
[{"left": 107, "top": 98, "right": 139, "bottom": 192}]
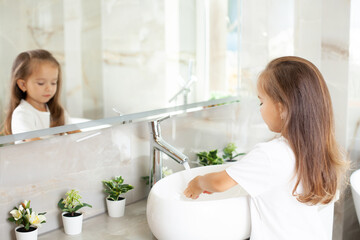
[
  {"left": 11, "top": 109, "right": 36, "bottom": 134},
  {"left": 226, "top": 145, "right": 275, "bottom": 197}
]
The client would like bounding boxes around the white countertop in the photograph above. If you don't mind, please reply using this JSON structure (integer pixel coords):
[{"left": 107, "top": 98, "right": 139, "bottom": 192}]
[{"left": 39, "top": 199, "right": 155, "bottom": 240}]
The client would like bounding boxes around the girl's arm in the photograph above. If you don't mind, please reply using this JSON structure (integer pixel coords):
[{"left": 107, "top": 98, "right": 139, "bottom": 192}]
[
  {"left": 24, "top": 137, "right": 41, "bottom": 142},
  {"left": 67, "top": 130, "right": 81, "bottom": 134},
  {"left": 183, "top": 170, "right": 237, "bottom": 199}
]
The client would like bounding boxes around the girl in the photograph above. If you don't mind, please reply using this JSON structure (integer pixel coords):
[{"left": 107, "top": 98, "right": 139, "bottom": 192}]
[
  {"left": 184, "top": 56, "right": 348, "bottom": 239},
  {"left": 3, "top": 49, "right": 75, "bottom": 142}
]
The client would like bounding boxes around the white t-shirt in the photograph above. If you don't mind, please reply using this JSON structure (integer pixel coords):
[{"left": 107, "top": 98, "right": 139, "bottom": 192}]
[
  {"left": 226, "top": 137, "right": 328, "bottom": 240},
  {"left": 11, "top": 99, "right": 70, "bottom": 134}
]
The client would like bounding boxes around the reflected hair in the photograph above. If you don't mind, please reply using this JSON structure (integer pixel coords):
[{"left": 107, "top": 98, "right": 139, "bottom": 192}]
[
  {"left": 3, "top": 49, "right": 65, "bottom": 135},
  {"left": 258, "top": 56, "right": 348, "bottom": 205}
]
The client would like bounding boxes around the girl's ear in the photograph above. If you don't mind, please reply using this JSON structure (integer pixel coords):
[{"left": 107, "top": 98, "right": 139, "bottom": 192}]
[
  {"left": 278, "top": 102, "right": 287, "bottom": 120},
  {"left": 16, "top": 79, "right": 27, "bottom": 92}
]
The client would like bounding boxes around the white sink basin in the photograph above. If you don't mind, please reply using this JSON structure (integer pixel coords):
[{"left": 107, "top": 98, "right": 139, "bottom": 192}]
[{"left": 146, "top": 164, "right": 250, "bottom": 240}]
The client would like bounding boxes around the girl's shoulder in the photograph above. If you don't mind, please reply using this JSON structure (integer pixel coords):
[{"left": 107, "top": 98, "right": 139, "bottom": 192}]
[
  {"left": 14, "top": 100, "right": 49, "bottom": 115},
  {"left": 252, "top": 136, "right": 294, "bottom": 161},
  {"left": 13, "top": 100, "right": 31, "bottom": 113},
  {"left": 255, "top": 136, "right": 289, "bottom": 150},
  {"left": 12, "top": 100, "right": 37, "bottom": 119}
]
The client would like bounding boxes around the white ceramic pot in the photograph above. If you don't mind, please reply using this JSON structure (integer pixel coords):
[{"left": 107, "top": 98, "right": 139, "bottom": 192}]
[
  {"left": 61, "top": 212, "right": 83, "bottom": 235},
  {"left": 15, "top": 226, "right": 38, "bottom": 240},
  {"left": 106, "top": 197, "right": 126, "bottom": 218}
]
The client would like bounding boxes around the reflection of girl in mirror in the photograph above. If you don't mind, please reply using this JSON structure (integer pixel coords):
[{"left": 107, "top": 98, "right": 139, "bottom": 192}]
[{"left": 3, "top": 49, "right": 78, "bottom": 142}]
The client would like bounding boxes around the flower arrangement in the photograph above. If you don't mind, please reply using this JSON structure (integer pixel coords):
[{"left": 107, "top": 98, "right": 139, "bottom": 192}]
[
  {"left": 58, "top": 189, "right": 92, "bottom": 217},
  {"left": 102, "top": 176, "right": 134, "bottom": 201},
  {"left": 8, "top": 200, "right": 46, "bottom": 231}
]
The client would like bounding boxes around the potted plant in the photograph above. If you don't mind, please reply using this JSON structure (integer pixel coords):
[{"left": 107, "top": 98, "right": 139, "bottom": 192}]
[
  {"left": 102, "top": 176, "right": 134, "bottom": 217},
  {"left": 58, "top": 189, "right": 92, "bottom": 235},
  {"left": 8, "top": 200, "right": 46, "bottom": 240},
  {"left": 222, "top": 143, "right": 245, "bottom": 162}
]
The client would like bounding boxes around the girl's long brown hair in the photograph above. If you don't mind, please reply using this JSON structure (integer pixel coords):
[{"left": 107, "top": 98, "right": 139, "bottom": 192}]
[
  {"left": 3, "top": 49, "right": 65, "bottom": 135},
  {"left": 258, "top": 56, "right": 348, "bottom": 205}
]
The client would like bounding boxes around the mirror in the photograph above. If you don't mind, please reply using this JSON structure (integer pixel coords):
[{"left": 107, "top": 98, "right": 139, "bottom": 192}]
[
  {"left": 0, "top": 0, "right": 300, "bottom": 146},
  {"left": 0, "top": 0, "right": 242, "bottom": 142}
]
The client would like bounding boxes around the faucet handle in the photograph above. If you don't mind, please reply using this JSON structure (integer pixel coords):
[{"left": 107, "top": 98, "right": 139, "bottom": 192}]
[{"left": 155, "top": 115, "right": 171, "bottom": 123}]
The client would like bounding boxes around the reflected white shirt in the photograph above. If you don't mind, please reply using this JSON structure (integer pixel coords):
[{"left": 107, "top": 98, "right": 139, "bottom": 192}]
[
  {"left": 11, "top": 99, "right": 70, "bottom": 134},
  {"left": 12, "top": 99, "right": 51, "bottom": 134}
]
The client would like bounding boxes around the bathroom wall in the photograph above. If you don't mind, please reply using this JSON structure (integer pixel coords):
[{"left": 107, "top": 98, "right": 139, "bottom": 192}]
[
  {"left": 343, "top": 0, "right": 360, "bottom": 238},
  {"left": 0, "top": 100, "right": 273, "bottom": 240}
]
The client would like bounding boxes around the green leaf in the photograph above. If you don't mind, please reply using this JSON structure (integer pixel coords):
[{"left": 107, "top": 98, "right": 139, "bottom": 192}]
[
  {"left": 25, "top": 222, "right": 30, "bottom": 231},
  {"left": 223, "top": 143, "right": 236, "bottom": 155},
  {"left": 82, "top": 203, "right": 92, "bottom": 208},
  {"left": 141, "top": 176, "right": 149, "bottom": 185},
  {"left": 208, "top": 150, "right": 218, "bottom": 159},
  {"left": 197, "top": 149, "right": 224, "bottom": 166},
  {"left": 232, "top": 152, "right": 245, "bottom": 158},
  {"left": 58, "top": 198, "right": 65, "bottom": 210},
  {"left": 7, "top": 217, "right": 15, "bottom": 222},
  {"left": 25, "top": 201, "right": 30, "bottom": 209}
]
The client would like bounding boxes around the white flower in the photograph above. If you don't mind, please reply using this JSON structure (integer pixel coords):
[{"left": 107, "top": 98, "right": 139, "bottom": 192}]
[
  {"left": 10, "top": 209, "right": 23, "bottom": 221},
  {"left": 27, "top": 211, "right": 46, "bottom": 228},
  {"left": 23, "top": 200, "right": 30, "bottom": 207}
]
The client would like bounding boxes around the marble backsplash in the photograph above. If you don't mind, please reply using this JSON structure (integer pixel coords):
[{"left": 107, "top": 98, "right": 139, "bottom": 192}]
[{"left": 0, "top": 119, "right": 150, "bottom": 239}]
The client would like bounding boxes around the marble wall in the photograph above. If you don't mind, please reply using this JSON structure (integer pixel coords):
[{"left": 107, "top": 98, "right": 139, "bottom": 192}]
[{"left": 343, "top": 0, "right": 360, "bottom": 239}]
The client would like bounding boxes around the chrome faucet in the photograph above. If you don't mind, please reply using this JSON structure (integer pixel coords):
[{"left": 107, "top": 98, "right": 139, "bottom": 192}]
[
  {"left": 168, "top": 59, "right": 197, "bottom": 105},
  {"left": 149, "top": 116, "right": 189, "bottom": 187}
]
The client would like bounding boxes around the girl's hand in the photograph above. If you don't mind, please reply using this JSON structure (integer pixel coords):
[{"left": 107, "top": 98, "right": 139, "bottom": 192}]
[
  {"left": 184, "top": 176, "right": 203, "bottom": 199},
  {"left": 183, "top": 170, "right": 237, "bottom": 199}
]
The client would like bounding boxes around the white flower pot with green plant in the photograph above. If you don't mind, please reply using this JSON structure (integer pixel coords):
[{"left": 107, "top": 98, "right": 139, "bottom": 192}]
[
  {"left": 8, "top": 200, "right": 46, "bottom": 240},
  {"left": 58, "top": 189, "right": 92, "bottom": 235},
  {"left": 102, "top": 176, "right": 134, "bottom": 218},
  {"left": 222, "top": 143, "right": 245, "bottom": 162}
]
